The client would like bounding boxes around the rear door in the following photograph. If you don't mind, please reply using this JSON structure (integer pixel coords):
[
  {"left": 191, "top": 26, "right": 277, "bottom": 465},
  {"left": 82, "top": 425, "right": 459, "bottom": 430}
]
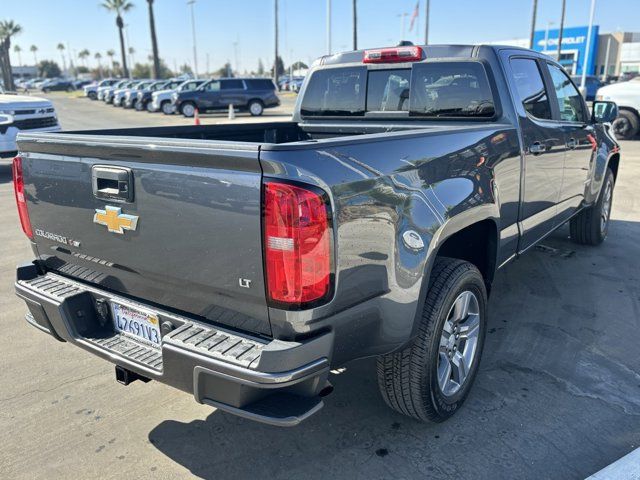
[
  {"left": 18, "top": 133, "right": 272, "bottom": 336},
  {"left": 219, "top": 79, "right": 247, "bottom": 109},
  {"left": 504, "top": 55, "right": 566, "bottom": 251},
  {"left": 199, "top": 80, "right": 221, "bottom": 110},
  {"left": 545, "top": 62, "right": 594, "bottom": 222}
]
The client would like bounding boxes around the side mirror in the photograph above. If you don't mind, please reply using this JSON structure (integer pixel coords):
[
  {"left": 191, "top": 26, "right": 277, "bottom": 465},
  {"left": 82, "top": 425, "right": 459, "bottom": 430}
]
[{"left": 592, "top": 101, "right": 618, "bottom": 123}]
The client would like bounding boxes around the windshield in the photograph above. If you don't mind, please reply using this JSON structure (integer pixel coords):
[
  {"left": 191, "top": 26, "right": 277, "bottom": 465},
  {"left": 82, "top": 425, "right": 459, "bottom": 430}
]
[{"left": 300, "top": 61, "right": 495, "bottom": 119}]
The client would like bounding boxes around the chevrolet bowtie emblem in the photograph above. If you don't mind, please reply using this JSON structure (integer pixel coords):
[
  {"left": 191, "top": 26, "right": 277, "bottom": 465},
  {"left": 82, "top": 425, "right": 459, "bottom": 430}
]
[{"left": 93, "top": 206, "right": 139, "bottom": 234}]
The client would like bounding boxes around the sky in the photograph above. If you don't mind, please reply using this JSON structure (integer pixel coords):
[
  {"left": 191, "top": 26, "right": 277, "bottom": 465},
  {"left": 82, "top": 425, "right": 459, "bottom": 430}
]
[{"left": 3, "top": 0, "right": 640, "bottom": 75}]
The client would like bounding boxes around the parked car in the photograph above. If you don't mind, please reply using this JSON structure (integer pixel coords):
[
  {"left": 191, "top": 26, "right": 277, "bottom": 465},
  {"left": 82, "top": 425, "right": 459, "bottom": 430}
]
[
  {"left": 40, "top": 78, "right": 75, "bottom": 93},
  {"left": 571, "top": 75, "right": 601, "bottom": 101},
  {"left": 135, "top": 79, "right": 183, "bottom": 112},
  {"left": 114, "top": 80, "right": 147, "bottom": 107},
  {"left": 122, "top": 80, "right": 154, "bottom": 109},
  {"left": 73, "top": 79, "right": 93, "bottom": 90},
  {"left": 104, "top": 80, "right": 135, "bottom": 104},
  {"left": 84, "top": 78, "right": 119, "bottom": 100},
  {"left": 596, "top": 77, "right": 640, "bottom": 139},
  {"left": 150, "top": 79, "right": 206, "bottom": 114},
  {"left": 13, "top": 44, "right": 621, "bottom": 427},
  {"left": 0, "top": 92, "right": 59, "bottom": 157},
  {"left": 98, "top": 79, "right": 125, "bottom": 101},
  {"left": 174, "top": 78, "right": 279, "bottom": 117}
]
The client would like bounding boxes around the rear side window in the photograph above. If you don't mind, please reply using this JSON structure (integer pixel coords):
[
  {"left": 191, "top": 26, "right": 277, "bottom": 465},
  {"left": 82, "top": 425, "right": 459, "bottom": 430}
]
[
  {"left": 510, "top": 58, "right": 552, "bottom": 120},
  {"left": 301, "top": 67, "right": 366, "bottom": 116},
  {"left": 547, "top": 64, "right": 588, "bottom": 122},
  {"left": 409, "top": 62, "right": 495, "bottom": 117},
  {"left": 246, "top": 79, "right": 275, "bottom": 90},
  {"left": 221, "top": 80, "right": 244, "bottom": 90}
]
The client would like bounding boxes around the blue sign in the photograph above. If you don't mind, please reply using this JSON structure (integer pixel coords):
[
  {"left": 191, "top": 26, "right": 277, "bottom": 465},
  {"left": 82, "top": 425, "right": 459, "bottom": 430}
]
[{"left": 532, "top": 25, "right": 599, "bottom": 75}]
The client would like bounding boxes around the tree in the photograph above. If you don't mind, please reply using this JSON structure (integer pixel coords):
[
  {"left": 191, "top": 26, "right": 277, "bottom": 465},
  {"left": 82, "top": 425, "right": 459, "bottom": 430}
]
[
  {"left": 13, "top": 44, "right": 21, "bottom": 66},
  {"left": 128, "top": 46, "right": 135, "bottom": 65},
  {"left": 56, "top": 42, "right": 66, "bottom": 74},
  {"left": 30, "top": 44, "right": 37, "bottom": 64},
  {"left": 147, "top": 0, "right": 160, "bottom": 79},
  {"left": 94, "top": 51, "right": 103, "bottom": 77},
  {"left": 132, "top": 62, "right": 151, "bottom": 78},
  {"left": 257, "top": 59, "right": 265, "bottom": 75},
  {"left": 0, "top": 20, "right": 22, "bottom": 90},
  {"left": 213, "top": 62, "right": 233, "bottom": 77},
  {"left": 290, "top": 61, "right": 308, "bottom": 71},
  {"left": 106, "top": 49, "right": 115, "bottom": 75},
  {"left": 38, "top": 60, "right": 61, "bottom": 78},
  {"left": 101, "top": 0, "right": 134, "bottom": 77},
  {"left": 79, "top": 49, "right": 90, "bottom": 68},
  {"left": 179, "top": 63, "right": 193, "bottom": 76},
  {"left": 271, "top": 55, "right": 284, "bottom": 79}
]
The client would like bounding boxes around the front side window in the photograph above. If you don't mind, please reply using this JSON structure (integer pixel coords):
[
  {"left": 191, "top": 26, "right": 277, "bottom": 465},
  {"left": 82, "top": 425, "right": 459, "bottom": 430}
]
[
  {"left": 547, "top": 63, "right": 588, "bottom": 123},
  {"left": 204, "top": 81, "right": 220, "bottom": 92},
  {"left": 510, "top": 58, "right": 552, "bottom": 120}
]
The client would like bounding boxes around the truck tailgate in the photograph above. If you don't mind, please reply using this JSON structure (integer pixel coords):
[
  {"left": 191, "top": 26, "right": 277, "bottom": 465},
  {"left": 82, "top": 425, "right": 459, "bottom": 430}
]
[{"left": 17, "top": 133, "right": 271, "bottom": 336}]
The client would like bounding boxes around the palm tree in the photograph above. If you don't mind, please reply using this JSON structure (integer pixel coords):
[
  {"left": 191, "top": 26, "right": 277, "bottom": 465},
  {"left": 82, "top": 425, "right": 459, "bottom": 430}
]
[
  {"left": 79, "top": 49, "right": 90, "bottom": 68},
  {"left": 106, "top": 49, "right": 115, "bottom": 75},
  {"left": 56, "top": 42, "right": 66, "bottom": 74},
  {"left": 147, "top": 0, "right": 160, "bottom": 79},
  {"left": 13, "top": 44, "right": 22, "bottom": 66},
  {"left": 0, "top": 20, "right": 22, "bottom": 90},
  {"left": 94, "top": 51, "right": 103, "bottom": 77},
  {"left": 30, "top": 44, "right": 37, "bottom": 64},
  {"left": 101, "top": 0, "right": 134, "bottom": 78},
  {"left": 127, "top": 46, "right": 135, "bottom": 66}
]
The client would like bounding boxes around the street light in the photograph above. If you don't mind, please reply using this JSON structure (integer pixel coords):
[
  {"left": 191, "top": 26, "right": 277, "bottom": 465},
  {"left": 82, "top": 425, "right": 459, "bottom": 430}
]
[
  {"left": 544, "top": 21, "right": 555, "bottom": 54},
  {"left": 187, "top": 0, "right": 198, "bottom": 77},
  {"left": 580, "top": 0, "right": 597, "bottom": 91}
]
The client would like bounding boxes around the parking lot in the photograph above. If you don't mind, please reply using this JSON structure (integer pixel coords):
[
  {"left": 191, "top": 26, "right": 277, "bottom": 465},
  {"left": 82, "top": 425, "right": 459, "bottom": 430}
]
[{"left": 1, "top": 93, "right": 640, "bottom": 479}]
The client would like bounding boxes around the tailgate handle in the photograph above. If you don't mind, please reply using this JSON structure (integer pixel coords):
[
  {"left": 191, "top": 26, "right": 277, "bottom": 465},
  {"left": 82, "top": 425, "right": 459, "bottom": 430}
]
[{"left": 92, "top": 166, "right": 134, "bottom": 202}]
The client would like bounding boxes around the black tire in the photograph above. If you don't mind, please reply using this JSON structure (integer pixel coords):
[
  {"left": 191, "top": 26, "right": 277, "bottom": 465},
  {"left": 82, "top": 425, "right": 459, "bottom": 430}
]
[
  {"left": 613, "top": 110, "right": 640, "bottom": 139},
  {"left": 248, "top": 99, "right": 264, "bottom": 116},
  {"left": 377, "top": 257, "right": 487, "bottom": 422},
  {"left": 570, "top": 168, "right": 615, "bottom": 245},
  {"left": 88, "top": 92, "right": 97, "bottom": 100}
]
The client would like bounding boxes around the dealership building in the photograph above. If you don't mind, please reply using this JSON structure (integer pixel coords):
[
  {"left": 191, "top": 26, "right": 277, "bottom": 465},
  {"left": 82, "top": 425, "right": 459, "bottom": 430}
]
[{"left": 489, "top": 25, "right": 640, "bottom": 77}]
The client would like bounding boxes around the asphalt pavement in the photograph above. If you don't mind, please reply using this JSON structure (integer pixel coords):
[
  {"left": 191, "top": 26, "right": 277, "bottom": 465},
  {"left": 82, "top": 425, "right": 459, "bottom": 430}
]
[{"left": 1, "top": 92, "right": 639, "bottom": 479}]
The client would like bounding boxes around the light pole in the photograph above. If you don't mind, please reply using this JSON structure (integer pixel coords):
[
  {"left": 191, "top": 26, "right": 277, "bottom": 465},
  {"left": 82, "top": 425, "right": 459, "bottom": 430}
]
[
  {"left": 557, "top": 0, "right": 566, "bottom": 62},
  {"left": 580, "top": 0, "right": 597, "bottom": 91},
  {"left": 398, "top": 13, "right": 409, "bottom": 42},
  {"left": 326, "top": 0, "right": 332, "bottom": 55},
  {"left": 274, "top": 0, "right": 279, "bottom": 84},
  {"left": 187, "top": 0, "right": 198, "bottom": 77},
  {"left": 425, "top": 0, "right": 430, "bottom": 45},
  {"left": 544, "top": 21, "right": 554, "bottom": 54},
  {"left": 529, "top": 0, "right": 538, "bottom": 49},
  {"left": 352, "top": 0, "right": 357, "bottom": 50}
]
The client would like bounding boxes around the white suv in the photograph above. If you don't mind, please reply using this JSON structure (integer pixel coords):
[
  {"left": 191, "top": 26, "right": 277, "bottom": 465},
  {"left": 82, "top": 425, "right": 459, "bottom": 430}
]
[
  {"left": 596, "top": 78, "right": 640, "bottom": 139},
  {"left": 0, "top": 92, "right": 60, "bottom": 156},
  {"left": 150, "top": 79, "right": 206, "bottom": 114}
]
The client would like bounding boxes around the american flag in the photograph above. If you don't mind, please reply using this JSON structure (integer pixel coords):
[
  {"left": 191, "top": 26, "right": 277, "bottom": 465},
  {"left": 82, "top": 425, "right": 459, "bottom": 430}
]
[{"left": 409, "top": 1, "right": 419, "bottom": 31}]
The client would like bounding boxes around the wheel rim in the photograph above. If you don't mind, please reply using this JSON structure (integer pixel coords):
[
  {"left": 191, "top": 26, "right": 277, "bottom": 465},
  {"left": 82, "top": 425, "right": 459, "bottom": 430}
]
[
  {"left": 613, "top": 117, "right": 630, "bottom": 137},
  {"left": 437, "top": 290, "right": 481, "bottom": 397},
  {"left": 600, "top": 179, "right": 613, "bottom": 234},
  {"left": 250, "top": 102, "right": 262, "bottom": 115},
  {"left": 162, "top": 103, "right": 172, "bottom": 114},
  {"left": 183, "top": 104, "right": 195, "bottom": 117}
]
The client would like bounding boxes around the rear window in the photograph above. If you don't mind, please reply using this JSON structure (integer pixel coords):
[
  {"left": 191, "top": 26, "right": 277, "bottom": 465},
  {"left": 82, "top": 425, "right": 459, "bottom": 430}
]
[
  {"left": 221, "top": 79, "right": 244, "bottom": 90},
  {"left": 300, "top": 62, "right": 495, "bottom": 118}
]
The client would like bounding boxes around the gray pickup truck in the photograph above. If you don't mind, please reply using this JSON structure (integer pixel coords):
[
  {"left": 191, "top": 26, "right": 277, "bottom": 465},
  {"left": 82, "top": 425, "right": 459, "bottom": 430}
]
[{"left": 13, "top": 44, "right": 620, "bottom": 427}]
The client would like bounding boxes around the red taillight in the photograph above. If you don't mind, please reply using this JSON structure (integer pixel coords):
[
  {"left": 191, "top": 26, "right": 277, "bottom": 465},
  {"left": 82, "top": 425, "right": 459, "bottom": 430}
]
[
  {"left": 263, "top": 181, "right": 332, "bottom": 307},
  {"left": 12, "top": 155, "right": 33, "bottom": 239},
  {"left": 363, "top": 46, "right": 423, "bottom": 64}
]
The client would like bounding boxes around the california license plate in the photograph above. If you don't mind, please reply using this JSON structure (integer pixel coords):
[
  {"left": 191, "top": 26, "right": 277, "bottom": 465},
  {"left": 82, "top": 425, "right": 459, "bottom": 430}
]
[{"left": 111, "top": 302, "right": 161, "bottom": 349}]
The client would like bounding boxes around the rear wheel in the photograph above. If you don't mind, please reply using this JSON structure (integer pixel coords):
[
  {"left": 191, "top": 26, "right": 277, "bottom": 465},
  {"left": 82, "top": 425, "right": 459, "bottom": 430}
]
[
  {"left": 612, "top": 110, "right": 639, "bottom": 139},
  {"left": 180, "top": 102, "right": 196, "bottom": 118},
  {"left": 570, "top": 168, "right": 615, "bottom": 245},
  {"left": 88, "top": 91, "right": 97, "bottom": 100},
  {"left": 377, "top": 257, "right": 487, "bottom": 422},
  {"left": 248, "top": 100, "right": 264, "bottom": 116}
]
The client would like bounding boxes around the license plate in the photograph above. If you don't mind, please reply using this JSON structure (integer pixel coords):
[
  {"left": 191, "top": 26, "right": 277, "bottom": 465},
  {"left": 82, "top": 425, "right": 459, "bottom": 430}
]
[{"left": 111, "top": 302, "right": 161, "bottom": 349}]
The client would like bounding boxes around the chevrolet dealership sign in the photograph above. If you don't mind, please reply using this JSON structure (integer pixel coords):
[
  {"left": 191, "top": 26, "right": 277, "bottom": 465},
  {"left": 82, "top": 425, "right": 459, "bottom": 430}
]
[{"left": 532, "top": 25, "right": 599, "bottom": 75}]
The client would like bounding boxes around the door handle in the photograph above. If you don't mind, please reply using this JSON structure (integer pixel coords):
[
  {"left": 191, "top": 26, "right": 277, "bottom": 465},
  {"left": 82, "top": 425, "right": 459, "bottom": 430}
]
[
  {"left": 529, "top": 142, "right": 546, "bottom": 155},
  {"left": 91, "top": 165, "right": 134, "bottom": 202},
  {"left": 566, "top": 137, "right": 578, "bottom": 149}
]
